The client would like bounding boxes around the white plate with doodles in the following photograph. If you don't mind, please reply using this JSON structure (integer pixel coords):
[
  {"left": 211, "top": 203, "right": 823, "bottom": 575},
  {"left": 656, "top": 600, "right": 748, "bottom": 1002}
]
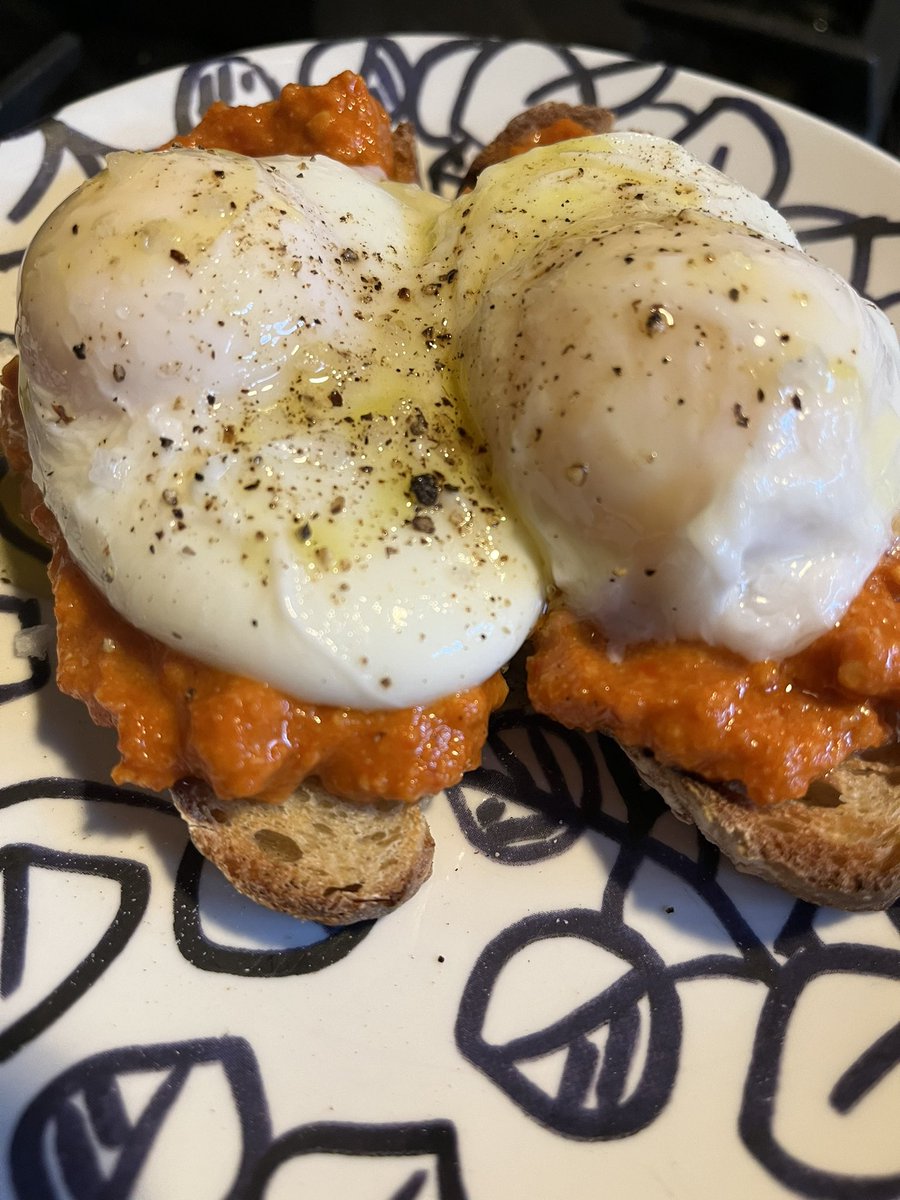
[{"left": 0, "top": 32, "right": 899, "bottom": 1200}]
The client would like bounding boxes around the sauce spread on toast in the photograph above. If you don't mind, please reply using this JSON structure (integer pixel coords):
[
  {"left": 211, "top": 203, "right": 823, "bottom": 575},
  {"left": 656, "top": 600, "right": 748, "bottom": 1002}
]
[{"left": 528, "top": 576, "right": 900, "bottom": 806}]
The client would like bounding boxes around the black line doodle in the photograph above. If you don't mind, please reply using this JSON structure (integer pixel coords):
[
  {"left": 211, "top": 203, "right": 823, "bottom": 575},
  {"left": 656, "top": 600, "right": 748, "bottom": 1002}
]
[
  {"left": 291, "top": 36, "right": 791, "bottom": 205},
  {"left": 611, "top": 64, "right": 694, "bottom": 122},
  {"left": 739, "top": 942, "right": 900, "bottom": 1200},
  {"left": 456, "top": 906, "right": 683, "bottom": 1139},
  {"left": 5, "top": 120, "right": 111, "bottom": 226},
  {"left": 243, "top": 1117, "right": 469, "bottom": 1200},
  {"left": 0, "top": 776, "right": 173, "bottom": 818},
  {"left": 446, "top": 710, "right": 589, "bottom": 863},
  {"left": 454, "top": 713, "right": 900, "bottom": 1194},
  {"left": 0, "top": 843, "right": 149, "bottom": 1062},
  {"left": 0, "top": 778, "right": 375, "bottom": 981},
  {"left": 173, "top": 56, "right": 282, "bottom": 137},
  {"left": 830, "top": 1021, "right": 900, "bottom": 1115},
  {"left": 526, "top": 55, "right": 680, "bottom": 117},
  {"left": 10, "top": 1030, "right": 470, "bottom": 1200},
  {"left": 781, "top": 204, "right": 900, "bottom": 306},
  {"left": 9, "top": 1036, "right": 271, "bottom": 1199},
  {"left": 522, "top": 730, "right": 783, "bottom": 985},
  {"left": 0, "top": 249, "right": 23, "bottom": 277},
  {"left": 667, "top": 95, "right": 791, "bottom": 206},
  {"left": 173, "top": 840, "right": 374, "bottom": 976}
]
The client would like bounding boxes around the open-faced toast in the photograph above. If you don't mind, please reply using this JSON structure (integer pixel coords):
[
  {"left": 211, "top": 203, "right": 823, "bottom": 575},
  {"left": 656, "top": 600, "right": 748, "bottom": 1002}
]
[
  {"left": 171, "top": 778, "right": 434, "bottom": 924},
  {"left": 6, "top": 76, "right": 899, "bottom": 924},
  {"left": 623, "top": 745, "right": 900, "bottom": 910},
  {"left": 457, "top": 100, "right": 614, "bottom": 191}
]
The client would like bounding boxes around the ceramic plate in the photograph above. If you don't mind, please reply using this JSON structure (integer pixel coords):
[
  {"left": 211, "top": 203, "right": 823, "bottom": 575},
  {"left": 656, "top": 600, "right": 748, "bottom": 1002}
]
[{"left": 1, "top": 33, "right": 899, "bottom": 1200}]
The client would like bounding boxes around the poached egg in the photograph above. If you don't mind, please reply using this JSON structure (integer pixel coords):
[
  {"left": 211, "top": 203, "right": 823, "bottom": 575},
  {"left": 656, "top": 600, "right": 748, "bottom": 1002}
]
[
  {"left": 15, "top": 148, "right": 544, "bottom": 708},
  {"left": 448, "top": 135, "right": 900, "bottom": 660},
  {"left": 14, "top": 133, "right": 900, "bottom": 709}
]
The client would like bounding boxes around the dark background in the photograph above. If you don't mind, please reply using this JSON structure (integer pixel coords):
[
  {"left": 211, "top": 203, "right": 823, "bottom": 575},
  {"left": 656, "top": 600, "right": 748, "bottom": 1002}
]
[{"left": 2, "top": 0, "right": 899, "bottom": 150}]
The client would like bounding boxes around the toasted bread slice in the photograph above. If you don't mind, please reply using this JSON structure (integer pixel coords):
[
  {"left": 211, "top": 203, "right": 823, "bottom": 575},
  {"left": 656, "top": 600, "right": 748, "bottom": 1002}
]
[
  {"left": 624, "top": 745, "right": 900, "bottom": 910},
  {"left": 392, "top": 120, "right": 421, "bottom": 184},
  {"left": 170, "top": 778, "right": 434, "bottom": 924},
  {"left": 458, "top": 101, "right": 614, "bottom": 192}
]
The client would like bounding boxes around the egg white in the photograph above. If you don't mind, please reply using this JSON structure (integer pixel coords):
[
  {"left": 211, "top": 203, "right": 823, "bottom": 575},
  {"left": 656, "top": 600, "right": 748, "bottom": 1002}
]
[
  {"left": 443, "top": 135, "right": 900, "bottom": 660},
  {"left": 15, "top": 148, "right": 543, "bottom": 708}
]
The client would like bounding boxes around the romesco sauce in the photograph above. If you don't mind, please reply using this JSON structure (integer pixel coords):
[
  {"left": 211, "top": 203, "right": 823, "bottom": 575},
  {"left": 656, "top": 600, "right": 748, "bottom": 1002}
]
[
  {"left": 528, "top": 558, "right": 900, "bottom": 807},
  {"left": 166, "top": 71, "right": 413, "bottom": 180},
  {"left": 502, "top": 117, "right": 606, "bottom": 156},
  {"left": 52, "top": 546, "right": 507, "bottom": 803}
]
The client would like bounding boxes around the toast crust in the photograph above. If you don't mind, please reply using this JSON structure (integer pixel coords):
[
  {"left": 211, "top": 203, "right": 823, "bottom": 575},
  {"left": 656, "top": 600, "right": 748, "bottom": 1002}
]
[
  {"left": 171, "top": 778, "right": 434, "bottom": 924},
  {"left": 624, "top": 745, "right": 900, "bottom": 910},
  {"left": 459, "top": 101, "right": 614, "bottom": 191}
]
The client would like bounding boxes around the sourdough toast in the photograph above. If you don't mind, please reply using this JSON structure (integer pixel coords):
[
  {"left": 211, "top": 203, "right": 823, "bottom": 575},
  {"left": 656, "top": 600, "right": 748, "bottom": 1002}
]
[
  {"left": 171, "top": 778, "right": 434, "bottom": 923},
  {"left": 624, "top": 746, "right": 900, "bottom": 910},
  {"left": 458, "top": 100, "right": 614, "bottom": 191}
]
